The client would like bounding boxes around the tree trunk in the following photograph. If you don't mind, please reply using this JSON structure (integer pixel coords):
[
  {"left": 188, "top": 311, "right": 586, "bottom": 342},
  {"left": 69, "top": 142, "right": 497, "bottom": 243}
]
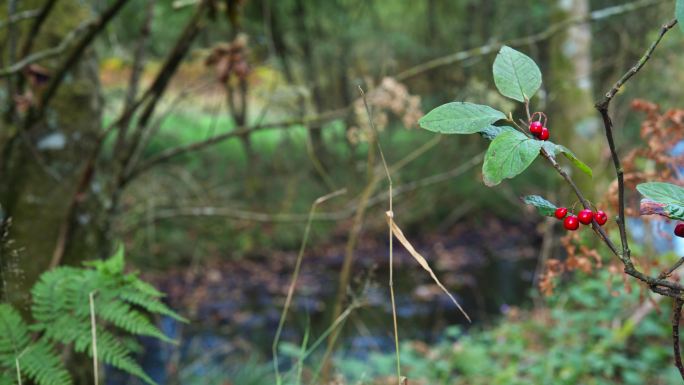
[
  {"left": 0, "top": 0, "right": 105, "bottom": 313},
  {"left": 548, "top": 0, "right": 599, "bottom": 193}
]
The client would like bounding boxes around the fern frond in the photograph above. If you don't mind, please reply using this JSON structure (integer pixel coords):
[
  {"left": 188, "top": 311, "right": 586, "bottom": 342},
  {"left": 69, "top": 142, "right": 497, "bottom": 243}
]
[
  {"left": 94, "top": 298, "right": 173, "bottom": 343},
  {"left": 25, "top": 248, "right": 184, "bottom": 385},
  {"left": 18, "top": 341, "right": 71, "bottom": 385},
  {"left": 72, "top": 329, "right": 155, "bottom": 385},
  {"left": 119, "top": 288, "right": 187, "bottom": 322},
  {"left": 0, "top": 305, "right": 70, "bottom": 385}
]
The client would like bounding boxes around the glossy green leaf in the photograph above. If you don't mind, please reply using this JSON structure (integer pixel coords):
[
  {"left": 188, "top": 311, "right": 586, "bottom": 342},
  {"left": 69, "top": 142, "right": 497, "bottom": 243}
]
[
  {"left": 493, "top": 46, "right": 542, "bottom": 102},
  {"left": 557, "top": 145, "right": 593, "bottom": 178},
  {"left": 480, "top": 125, "right": 516, "bottom": 141},
  {"left": 419, "top": 102, "right": 506, "bottom": 134},
  {"left": 482, "top": 130, "right": 543, "bottom": 186},
  {"left": 522, "top": 195, "right": 557, "bottom": 217}
]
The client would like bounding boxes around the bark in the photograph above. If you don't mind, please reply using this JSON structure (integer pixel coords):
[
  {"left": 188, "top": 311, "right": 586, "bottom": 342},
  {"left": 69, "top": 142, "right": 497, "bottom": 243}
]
[
  {"left": 548, "top": 0, "right": 598, "bottom": 193},
  {"left": 0, "top": 1, "right": 105, "bottom": 313},
  {"left": 293, "top": 0, "right": 328, "bottom": 165}
]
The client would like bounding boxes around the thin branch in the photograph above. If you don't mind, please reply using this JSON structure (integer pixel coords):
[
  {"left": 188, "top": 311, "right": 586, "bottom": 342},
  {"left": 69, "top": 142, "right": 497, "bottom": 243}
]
[
  {"left": 539, "top": 148, "right": 621, "bottom": 256},
  {"left": 660, "top": 258, "right": 684, "bottom": 280},
  {"left": 674, "top": 299, "right": 684, "bottom": 381},
  {"left": 593, "top": 19, "right": 680, "bottom": 297},
  {"left": 33, "top": 0, "right": 131, "bottom": 118},
  {"left": 0, "top": 8, "right": 40, "bottom": 30},
  {"left": 126, "top": 108, "right": 348, "bottom": 181},
  {"left": 124, "top": 0, "right": 660, "bottom": 182},
  {"left": 120, "top": 2, "right": 207, "bottom": 178},
  {"left": 114, "top": 0, "right": 156, "bottom": 156},
  {"left": 18, "top": 0, "right": 58, "bottom": 58},
  {"left": 0, "top": 21, "right": 91, "bottom": 77},
  {"left": 596, "top": 19, "right": 678, "bottom": 107},
  {"left": 395, "top": 0, "right": 665, "bottom": 81}
]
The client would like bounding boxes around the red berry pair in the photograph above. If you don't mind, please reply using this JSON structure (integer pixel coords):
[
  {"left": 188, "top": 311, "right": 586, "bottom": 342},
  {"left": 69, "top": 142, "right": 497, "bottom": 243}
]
[
  {"left": 529, "top": 121, "right": 549, "bottom": 141},
  {"left": 554, "top": 207, "right": 608, "bottom": 231}
]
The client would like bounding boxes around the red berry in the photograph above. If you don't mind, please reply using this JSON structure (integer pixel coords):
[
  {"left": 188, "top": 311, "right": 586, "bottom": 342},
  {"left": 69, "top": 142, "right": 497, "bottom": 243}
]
[
  {"left": 564, "top": 215, "right": 580, "bottom": 230},
  {"left": 538, "top": 127, "right": 549, "bottom": 141},
  {"left": 594, "top": 210, "right": 608, "bottom": 226},
  {"left": 554, "top": 207, "right": 568, "bottom": 220},
  {"left": 529, "top": 121, "right": 543, "bottom": 135},
  {"left": 578, "top": 209, "right": 593, "bottom": 225},
  {"left": 675, "top": 223, "right": 684, "bottom": 238}
]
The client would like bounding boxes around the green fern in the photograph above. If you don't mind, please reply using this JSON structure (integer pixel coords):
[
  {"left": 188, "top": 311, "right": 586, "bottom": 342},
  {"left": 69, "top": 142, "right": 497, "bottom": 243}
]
[
  {"left": 0, "top": 246, "right": 185, "bottom": 385},
  {"left": 0, "top": 304, "right": 71, "bottom": 385}
]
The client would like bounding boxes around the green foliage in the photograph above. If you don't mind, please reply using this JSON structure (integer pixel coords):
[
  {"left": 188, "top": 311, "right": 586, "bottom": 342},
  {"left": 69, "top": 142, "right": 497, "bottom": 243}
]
[
  {"left": 483, "top": 130, "right": 542, "bottom": 186},
  {"left": 420, "top": 45, "right": 592, "bottom": 196},
  {"left": 637, "top": 182, "right": 684, "bottom": 205},
  {"left": 522, "top": 195, "right": 557, "bottom": 216},
  {"left": 479, "top": 125, "right": 516, "bottom": 141},
  {"left": 0, "top": 305, "right": 70, "bottom": 385},
  {"left": 337, "top": 270, "right": 679, "bottom": 384},
  {"left": 636, "top": 182, "right": 684, "bottom": 220},
  {"left": 418, "top": 102, "right": 506, "bottom": 134},
  {"left": 557, "top": 144, "right": 593, "bottom": 178},
  {"left": 677, "top": 0, "right": 684, "bottom": 32},
  {"left": 0, "top": 248, "right": 185, "bottom": 385},
  {"left": 492, "top": 46, "right": 542, "bottom": 102}
]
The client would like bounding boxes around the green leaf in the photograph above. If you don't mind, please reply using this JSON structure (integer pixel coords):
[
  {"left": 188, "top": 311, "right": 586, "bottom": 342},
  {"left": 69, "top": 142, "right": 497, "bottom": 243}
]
[
  {"left": 637, "top": 182, "right": 684, "bottom": 220},
  {"left": 480, "top": 125, "right": 516, "bottom": 141},
  {"left": 541, "top": 141, "right": 558, "bottom": 157},
  {"left": 637, "top": 182, "right": 684, "bottom": 205},
  {"left": 522, "top": 195, "right": 557, "bottom": 217},
  {"left": 677, "top": 0, "right": 684, "bottom": 32},
  {"left": 557, "top": 145, "right": 593, "bottom": 178},
  {"left": 419, "top": 102, "right": 506, "bottom": 134},
  {"left": 482, "top": 130, "right": 543, "bottom": 186},
  {"left": 493, "top": 46, "right": 542, "bottom": 102}
]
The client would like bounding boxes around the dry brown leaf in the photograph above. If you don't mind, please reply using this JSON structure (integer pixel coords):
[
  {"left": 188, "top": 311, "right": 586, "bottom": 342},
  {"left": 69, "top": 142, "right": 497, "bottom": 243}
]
[{"left": 386, "top": 211, "right": 471, "bottom": 322}]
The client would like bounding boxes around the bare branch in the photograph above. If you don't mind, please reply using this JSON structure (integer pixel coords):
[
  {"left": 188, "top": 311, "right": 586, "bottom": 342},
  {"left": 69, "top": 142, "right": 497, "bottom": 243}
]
[
  {"left": 0, "top": 8, "right": 40, "bottom": 30},
  {"left": 34, "top": 0, "right": 131, "bottom": 119},
  {"left": 126, "top": 108, "right": 349, "bottom": 181},
  {"left": 0, "top": 21, "right": 90, "bottom": 77},
  {"left": 18, "top": 0, "right": 59, "bottom": 58},
  {"left": 593, "top": 19, "right": 679, "bottom": 298},
  {"left": 396, "top": 0, "right": 665, "bottom": 81},
  {"left": 119, "top": 2, "right": 207, "bottom": 177},
  {"left": 674, "top": 299, "right": 684, "bottom": 381}
]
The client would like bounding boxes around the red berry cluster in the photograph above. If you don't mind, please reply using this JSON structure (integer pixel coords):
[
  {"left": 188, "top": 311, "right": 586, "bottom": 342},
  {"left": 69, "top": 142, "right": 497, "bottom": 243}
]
[
  {"left": 554, "top": 207, "right": 608, "bottom": 231},
  {"left": 529, "top": 121, "right": 549, "bottom": 141}
]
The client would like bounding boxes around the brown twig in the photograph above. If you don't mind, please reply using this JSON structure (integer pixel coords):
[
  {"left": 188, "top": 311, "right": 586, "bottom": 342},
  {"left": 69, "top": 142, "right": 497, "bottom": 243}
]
[
  {"left": 395, "top": 0, "right": 665, "bottom": 81},
  {"left": 591, "top": 17, "right": 683, "bottom": 379},
  {"left": 113, "top": 0, "right": 157, "bottom": 157},
  {"left": 674, "top": 299, "right": 684, "bottom": 379},
  {"left": 18, "top": 0, "right": 58, "bottom": 59},
  {"left": 596, "top": 19, "right": 678, "bottom": 265},
  {"left": 33, "top": 0, "right": 131, "bottom": 119},
  {"left": 0, "top": 21, "right": 91, "bottom": 77},
  {"left": 592, "top": 18, "right": 681, "bottom": 291},
  {"left": 0, "top": 8, "right": 40, "bottom": 30},
  {"left": 126, "top": 108, "right": 349, "bottom": 181}
]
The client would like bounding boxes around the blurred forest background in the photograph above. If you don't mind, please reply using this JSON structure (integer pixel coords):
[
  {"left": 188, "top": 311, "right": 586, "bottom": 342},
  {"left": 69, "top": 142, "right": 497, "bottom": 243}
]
[{"left": 1, "top": 0, "right": 684, "bottom": 384}]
